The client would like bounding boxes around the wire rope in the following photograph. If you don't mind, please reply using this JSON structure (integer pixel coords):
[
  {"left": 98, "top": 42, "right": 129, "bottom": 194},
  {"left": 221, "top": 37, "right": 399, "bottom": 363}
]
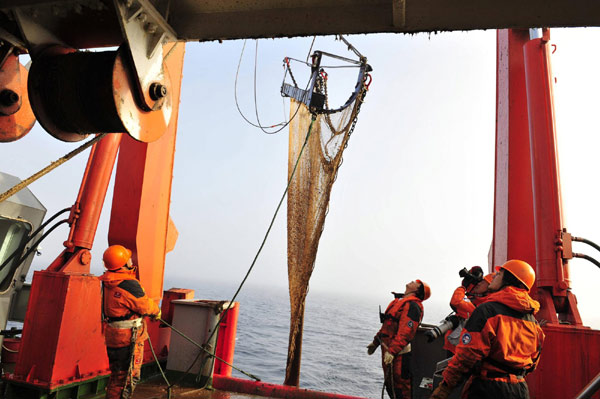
[
  {"left": 0, "top": 134, "right": 107, "bottom": 203},
  {"left": 175, "top": 114, "right": 318, "bottom": 389},
  {"left": 233, "top": 40, "right": 310, "bottom": 134},
  {"left": 147, "top": 332, "right": 172, "bottom": 399}
]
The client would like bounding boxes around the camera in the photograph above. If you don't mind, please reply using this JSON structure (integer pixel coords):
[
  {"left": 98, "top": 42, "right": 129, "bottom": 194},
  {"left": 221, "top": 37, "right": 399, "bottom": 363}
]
[
  {"left": 425, "top": 314, "right": 460, "bottom": 343},
  {"left": 459, "top": 266, "right": 483, "bottom": 287}
]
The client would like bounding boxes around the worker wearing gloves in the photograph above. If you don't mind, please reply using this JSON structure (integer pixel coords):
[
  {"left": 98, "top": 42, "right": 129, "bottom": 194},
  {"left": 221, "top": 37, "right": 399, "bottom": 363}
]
[
  {"left": 431, "top": 260, "right": 545, "bottom": 399},
  {"left": 367, "top": 279, "right": 431, "bottom": 399},
  {"left": 100, "top": 245, "right": 161, "bottom": 399},
  {"left": 444, "top": 267, "right": 493, "bottom": 354}
]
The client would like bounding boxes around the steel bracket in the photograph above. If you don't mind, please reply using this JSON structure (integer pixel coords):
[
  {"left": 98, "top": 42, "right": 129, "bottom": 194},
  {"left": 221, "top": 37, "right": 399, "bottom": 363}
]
[{"left": 113, "top": 0, "right": 176, "bottom": 111}]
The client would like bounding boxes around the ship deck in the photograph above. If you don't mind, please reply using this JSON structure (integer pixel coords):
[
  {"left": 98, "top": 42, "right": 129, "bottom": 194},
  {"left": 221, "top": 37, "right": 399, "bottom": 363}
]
[{"left": 134, "top": 378, "right": 264, "bottom": 399}]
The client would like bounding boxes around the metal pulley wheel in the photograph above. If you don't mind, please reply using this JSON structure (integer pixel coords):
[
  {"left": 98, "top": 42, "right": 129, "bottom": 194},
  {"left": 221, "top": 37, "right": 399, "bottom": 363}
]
[
  {"left": 0, "top": 53, "right": 36, "bottom": 142},
  {"left": 28, "top": 45, "right": 172, "bottom": 143}
]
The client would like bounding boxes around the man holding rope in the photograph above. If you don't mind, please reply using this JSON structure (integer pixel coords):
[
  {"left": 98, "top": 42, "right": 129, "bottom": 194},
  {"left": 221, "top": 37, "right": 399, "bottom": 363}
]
[{"left": 100, "top": 244, "right": 161, "bottom": 399}]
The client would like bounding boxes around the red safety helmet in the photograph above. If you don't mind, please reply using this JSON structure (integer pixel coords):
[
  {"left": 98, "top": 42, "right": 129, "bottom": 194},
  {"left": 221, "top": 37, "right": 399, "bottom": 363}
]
[
  {"left": 416, "top": 279, "right": 431, "bottom": 301},
  {"left": 103, "top": 245, "right": 132, "bottom": 271},
  {"left": 497, "top": 259, "right": 536, "bottom": 291}
]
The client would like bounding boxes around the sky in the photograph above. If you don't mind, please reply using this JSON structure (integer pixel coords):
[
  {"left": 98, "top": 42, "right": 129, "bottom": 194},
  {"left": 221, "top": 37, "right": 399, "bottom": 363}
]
[{"left": 2, "top": 28, "right": 600, "bottom": 328}]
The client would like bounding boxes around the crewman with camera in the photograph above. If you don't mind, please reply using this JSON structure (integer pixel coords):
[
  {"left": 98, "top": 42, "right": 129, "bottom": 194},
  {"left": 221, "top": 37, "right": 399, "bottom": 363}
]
[
  {"left": 430, "top": 260, "right": 545, "bottom": 399},
  {"left": 443, "top": 266, "right": 493, "bottom": 354}
]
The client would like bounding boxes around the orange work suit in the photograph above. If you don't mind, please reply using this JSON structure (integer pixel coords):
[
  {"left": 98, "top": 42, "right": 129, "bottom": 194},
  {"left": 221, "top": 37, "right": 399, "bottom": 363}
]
[
  {"left": 440, "top": 286, "right": 545, "bottom": 399},
  {"left": 374, "top": 295, "right": 423, "bottom": 399},
  {"left": 444, "top": 285, "right": 490, "bottom": 353},
  {"left": 100, "top": 268, "right": 160, "bottom": 399}
]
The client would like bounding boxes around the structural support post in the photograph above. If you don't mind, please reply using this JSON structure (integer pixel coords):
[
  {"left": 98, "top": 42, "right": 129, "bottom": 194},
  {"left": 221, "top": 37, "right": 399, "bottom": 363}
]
[
  {"left": 494, "top": 28, "right": 600, "bottom": 399},
  {"left": 492, "top": 29, "right": 537, "bottom": 272}
]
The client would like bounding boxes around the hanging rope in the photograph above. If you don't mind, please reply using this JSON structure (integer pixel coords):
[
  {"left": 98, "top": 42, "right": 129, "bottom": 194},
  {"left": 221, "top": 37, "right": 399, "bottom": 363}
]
[{"left": 0, "top": 133, "right": 107, "bottom": 203}]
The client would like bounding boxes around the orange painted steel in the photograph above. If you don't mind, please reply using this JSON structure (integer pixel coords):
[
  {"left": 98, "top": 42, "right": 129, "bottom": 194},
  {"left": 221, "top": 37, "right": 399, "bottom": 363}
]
[
  {"left": 0, "top": 54, "right": 35, "bottom": 142},
  {"left": 70, "top": 134, "right": 123, "bottom": 252},
  {"left": 7, "top": 272, "right": 109, "bottom": 388},
  {"left": 214, "top": 302, "right": 240, "bottom": 377},
  {"left": 522, "top": 33, "right": 571, "bottom": 298},
  {"left": 491, "top": 28, "right": 537, "bottom": 273},
  {"left": 6, "top": 44, "right": 185, "bottom": 392},
  {"left": 108, "top": 43, "right": 185, "bottom": 302},
  {"left": 494, "top": 29, "right": 600, "bottom": 399}
]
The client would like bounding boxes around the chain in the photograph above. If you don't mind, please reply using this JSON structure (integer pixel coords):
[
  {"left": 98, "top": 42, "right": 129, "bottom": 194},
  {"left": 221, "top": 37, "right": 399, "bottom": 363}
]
[
  {"left": 344, "top": 86, "right": 367, "bottom": 149},
  {"left": 285, "top": 59, "right": 299, "bottom": 88}
]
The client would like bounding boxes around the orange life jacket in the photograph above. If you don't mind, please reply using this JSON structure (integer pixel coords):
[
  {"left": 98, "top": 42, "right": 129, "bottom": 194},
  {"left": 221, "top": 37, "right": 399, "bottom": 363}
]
[
  {"left": 100, "top": 268, "right": 159, "bottom": 348},
  {"left": 375, "top": 295, "right": 424, "bottom": 355},
  {"left": 442, "top": 286, "right": 545, "bottom": 386}
]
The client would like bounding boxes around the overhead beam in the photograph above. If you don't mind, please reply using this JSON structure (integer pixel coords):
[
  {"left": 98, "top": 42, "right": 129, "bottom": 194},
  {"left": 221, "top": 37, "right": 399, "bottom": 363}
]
[
  {"left": 169, "top": 0, "right": 600, "bottom": 41},
  {"left": 1, "top": 0, "right": 600, "bottom": 47}
]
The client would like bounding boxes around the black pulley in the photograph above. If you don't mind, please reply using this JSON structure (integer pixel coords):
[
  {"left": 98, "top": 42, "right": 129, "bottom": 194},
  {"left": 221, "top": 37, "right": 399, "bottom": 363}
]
[{"left": 28, "top": 47, "right": 126, "bottom": 142}]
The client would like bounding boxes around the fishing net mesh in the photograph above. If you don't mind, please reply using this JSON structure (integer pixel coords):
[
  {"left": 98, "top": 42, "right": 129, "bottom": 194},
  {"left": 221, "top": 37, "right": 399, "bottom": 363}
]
[{"left": 285, "top": 87, "right": 366, "bottom": 385}]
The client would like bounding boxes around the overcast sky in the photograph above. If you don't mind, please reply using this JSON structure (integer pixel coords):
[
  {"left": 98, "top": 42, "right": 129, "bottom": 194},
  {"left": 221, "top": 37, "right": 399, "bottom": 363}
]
[{"left": 2, "top": 28, "right": 599, "bottom": 327}]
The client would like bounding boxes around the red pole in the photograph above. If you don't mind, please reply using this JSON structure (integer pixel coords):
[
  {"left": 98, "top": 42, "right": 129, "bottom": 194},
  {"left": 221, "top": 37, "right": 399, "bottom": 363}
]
[
  {"left": 492, "top": 29, "right": 537, "bottom": 271},
  {"left": 70, "top": 133, "right": 123, "bottom": 250},
  {"left": 214, "top": 302, "right": 239, "bottom": 377}
]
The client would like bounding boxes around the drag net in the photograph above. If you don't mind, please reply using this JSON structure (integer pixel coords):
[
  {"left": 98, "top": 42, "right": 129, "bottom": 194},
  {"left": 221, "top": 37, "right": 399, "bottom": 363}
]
[{"left": 284, "top": 85, "right": 366, "bottom": 385}]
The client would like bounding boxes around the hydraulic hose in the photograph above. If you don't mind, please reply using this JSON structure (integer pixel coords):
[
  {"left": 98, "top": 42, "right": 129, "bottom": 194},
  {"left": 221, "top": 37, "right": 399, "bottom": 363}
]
[
  {"left": 0, "top": 218, "right": 69, "bottom": 273},
  {"left": 572, "top": 236, "right": 600, "bottom": 253},
  {"left": 0, "top": 207, "right": 70, "bottom": 273},
  {"left": 573, "top": 253, "right": 600, "bottom": 269}
]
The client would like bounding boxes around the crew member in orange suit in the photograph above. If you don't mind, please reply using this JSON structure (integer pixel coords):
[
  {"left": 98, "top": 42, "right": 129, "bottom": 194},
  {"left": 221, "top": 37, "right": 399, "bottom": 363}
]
[
  {"left": 431, "top": 260, "right": 545, "bottom": 399},
  {"left": 100, "top": 245, "right": 161, "bottom": 399},
  {"left": 444, "top": 267, "right": 493, "bottom": 354},
  {"left": 367, "top": 279, "right": 431, "bottom": 399}
]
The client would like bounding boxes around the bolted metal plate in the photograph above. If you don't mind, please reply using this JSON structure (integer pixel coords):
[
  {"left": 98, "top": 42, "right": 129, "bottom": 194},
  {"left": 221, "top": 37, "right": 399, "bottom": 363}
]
[{"left": 112, "top": 48, "right": 172, "bottom": 142}]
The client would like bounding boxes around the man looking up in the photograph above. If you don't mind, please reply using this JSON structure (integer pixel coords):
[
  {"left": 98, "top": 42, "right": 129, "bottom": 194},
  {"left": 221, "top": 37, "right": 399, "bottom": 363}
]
[
  {"left": 367, "top": 279, "right": 431, "bottom": 399},
  {"left": 431, "top": 260, "right": 545, "bottom": 399}
]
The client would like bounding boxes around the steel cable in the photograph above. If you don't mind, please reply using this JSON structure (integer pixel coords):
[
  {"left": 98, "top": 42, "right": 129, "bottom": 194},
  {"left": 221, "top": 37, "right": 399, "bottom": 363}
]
[{"left": 0, "top": 134, "right": 107, "bottom": 203}]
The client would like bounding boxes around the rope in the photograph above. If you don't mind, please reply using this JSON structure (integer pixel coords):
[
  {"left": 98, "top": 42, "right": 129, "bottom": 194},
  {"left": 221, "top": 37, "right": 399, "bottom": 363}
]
[
  {"left": 0, "top": 133, "right": 107, "bottom": 203},
  {"left": 157, "top": 318, "right": 261, "bottom": 381},
  {"left": 147, "top": 332, "right": 172, "bottom": 399},
  {"left": 234, "top": 40, "right": 312, "bottom": 134},
  {"left": 170, "top": 114, "right": 317, "bottom": 390}
]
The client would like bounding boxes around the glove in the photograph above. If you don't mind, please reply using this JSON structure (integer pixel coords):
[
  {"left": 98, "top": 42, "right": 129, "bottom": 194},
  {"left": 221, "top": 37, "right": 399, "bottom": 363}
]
[
  {"left": 383, "top": 351, "right": 394, "bottom": 365},
  {"left": 430, "top": 381, "right": 452, "bottom": 399},
  {"left": 367, "top": 341, "right": 378, "bottom": 355}
]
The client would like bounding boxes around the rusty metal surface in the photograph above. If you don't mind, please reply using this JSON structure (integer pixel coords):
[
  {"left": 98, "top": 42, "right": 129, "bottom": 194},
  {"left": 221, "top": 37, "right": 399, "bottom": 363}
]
[
  {"left": 133, "top": 379, "right": 264, "bottom": 399},
  {"left": 3, "top": 0, "right": 600, "bottom": 47}
]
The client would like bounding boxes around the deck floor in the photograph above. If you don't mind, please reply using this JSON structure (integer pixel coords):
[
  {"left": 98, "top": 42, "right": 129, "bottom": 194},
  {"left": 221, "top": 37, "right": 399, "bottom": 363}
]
[{"left": 133, "top": 378, "right": 265, "bottom": 399}]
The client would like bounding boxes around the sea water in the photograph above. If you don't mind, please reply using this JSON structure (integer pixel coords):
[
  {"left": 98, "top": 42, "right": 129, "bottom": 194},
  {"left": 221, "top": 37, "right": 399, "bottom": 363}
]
[{"left": 177, "top": 280, "right": 393, "bottom": 399}]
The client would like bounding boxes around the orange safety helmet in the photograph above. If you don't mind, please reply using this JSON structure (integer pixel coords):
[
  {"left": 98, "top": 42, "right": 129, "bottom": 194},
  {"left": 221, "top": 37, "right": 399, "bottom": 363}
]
[
  {"left": 483, "top": 273, "right": 495, "bottom": 284},
  {"left": 497, "top": 259, "right": 536, "bottom": 291},
  {"left": 416, "top": 279, "right": 431, "bottom": 301},
  {"left": 103, "top": 245, "right": 132, "bottom": 271}
]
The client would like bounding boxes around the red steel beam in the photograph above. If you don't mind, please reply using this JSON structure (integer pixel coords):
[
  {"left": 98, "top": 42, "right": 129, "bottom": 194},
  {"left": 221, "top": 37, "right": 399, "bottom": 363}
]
[
  {"left": 491, "top": 29, "right": 537, "bottom": 272},
  {"left": 212, "top": 375, "right": 368, "bottom": 399}
]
